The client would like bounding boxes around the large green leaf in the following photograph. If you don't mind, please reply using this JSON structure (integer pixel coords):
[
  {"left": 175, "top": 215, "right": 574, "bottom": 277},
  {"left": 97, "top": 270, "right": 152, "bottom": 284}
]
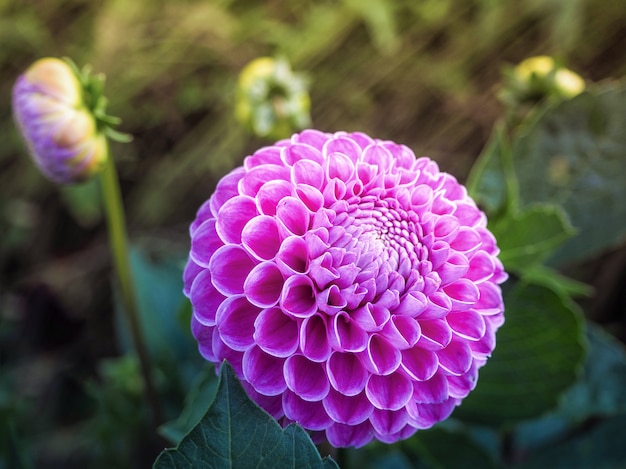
[
  {"left": 404, "top": 427, "right": 499, "bottom": 469},
  {"left": 455, "top": 283, "right": 586, "bottom": 426},
  {"left": 490, "top": 204, "right": 575, "bottom": 271},
  {"left": 153, "top": 362, "right": 338, "bottom": 469},
  {"left": 511, "top": 84, "right": 626, "bottom": 266}
]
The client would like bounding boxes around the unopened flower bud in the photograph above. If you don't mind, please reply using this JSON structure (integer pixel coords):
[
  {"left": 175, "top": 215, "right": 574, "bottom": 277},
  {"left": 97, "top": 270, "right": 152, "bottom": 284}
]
[
  {"left": 12, "top": 58, "right": 125, "bottom": 184},
  {"left": 235, "top": 57, "right": 311, "bottom": 140},
  {"left": 499, "top": 55, "right": 585, "bottom": 110}
]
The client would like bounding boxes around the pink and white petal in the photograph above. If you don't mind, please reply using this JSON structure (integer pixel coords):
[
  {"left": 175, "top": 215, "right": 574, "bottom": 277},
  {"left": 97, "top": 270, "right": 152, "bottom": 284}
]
[
  {"left": 323, "top": 389, "right": 374, "bottom": 425},
  {"left": 244, "top": 262, "right": 283, "bottom": 308},
  {"left": 326, "top": 421, "right": 374, "bottom": 448},
  {"left": 209, "top": 244, "right": 255, "bottom": 296},
  {"left": 190, "top": 269, "right": 225, "bottom": 326},
  {"left": 446, "top": 309, "right": 486, "bottom": 341},
  {"left": 254, "top": 307, "right": 298, "bottom": 357},
  {"left": 443, "top": 278, "right": 480, "bottom": 311},
  {"left": 413, "top": 372, "right": 449, "bottom": 404},
  {"left": 282, "top": 391, "right": 333, "bottom": 431},
  {"left": 369, "top": 408, "right": 410, "bottom": 436},
  {"left": 215, "top": 195, "right": 258, "bottom": 244},
  {"left": 401, "top": 347, "right": 438, "bottom": 381},
  {"left": 238, "top": 164, "right": 290, "bottom": 197},
  {"left": 276, "top": 235, "right": 310, "bottom": 275},
  {"left": 366, "top": 372, "right": 413, "bottom": 411},
  {"left": 190, "top": 219, "right": 223, "bottom": 268},
  {"left": 327, "top": 312, "right": 368, "bottom": 353},
  {"left": 215, "top": 295, "right": 260, "bottom": 351},
  {"left": 300, "top": 314, "right": 332, "bottom": 362},
  {"left": 280, "top": 274, "right": 317, "bottom": 318},
  {"left": 284, "top": 354, "right": 330, "bottom": 401},
  {"left": 276, "top": 196, "right": 310, "bottom": 236},
  {"left": 437, "top": 339, "right": 473, "bottom": 376},
  {"left": 241, "top": 216, "right": 281, "bottom": 261},
  {"left": 242, "top": 346, "right": 287, "bottom": 396},
  {"left": 327, "top": 352, "right": 369, "bottom": 396},
  {"left": 209, "top": 167, "right": 245, "bottom": 216},
  {"left": 255, "top": 180, "right": 293, "bottom": 216},
  {"left": 417, "top": 319, "right": 452, "bottom": 350}
]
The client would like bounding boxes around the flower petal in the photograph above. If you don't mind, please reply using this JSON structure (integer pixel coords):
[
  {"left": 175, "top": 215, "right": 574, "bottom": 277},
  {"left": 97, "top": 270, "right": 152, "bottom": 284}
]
[
  {"left": 254, "top": 306, "right": 298, "bottom": 357},
  {"left": 327, "top": 352, "right": 368, "bottom": 396},
  {"left": 366, "top": 372, "right": 413, "bottom": 411},
  {"left": 242, "top": 346, "right": 287, "bottom": 396},
  {"left": 284, "top": 354, "right": 330, "bottom": 401}
]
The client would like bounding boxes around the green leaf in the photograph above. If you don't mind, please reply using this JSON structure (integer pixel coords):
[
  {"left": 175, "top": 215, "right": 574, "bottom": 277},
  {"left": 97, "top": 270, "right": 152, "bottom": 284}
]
[
  {"left": 404, "top": 427, "right": 500, "bottom": 469},
  {"left": 153, "top": 362, "right": 338, "bottom": 469},
  {"left": 518, "top": 264, "right": 593, "bottom": 299},
  {"left": 159, "top": 364, "right": 219, "bottom": 445},
  {"left": 510, "top": 83, "right": 626, "bottom": 265},
  {"left": 490, "top": 204, "right": 575, "bottom": 270},
  {"left": 455, "top": 283, "right": 586, "bottom": 426},
  {"left": 515, "top": 415, "right": 626, "bottom": 469},
  {"left": 466, "top": 123, "right": 512, "bottom": 216}
]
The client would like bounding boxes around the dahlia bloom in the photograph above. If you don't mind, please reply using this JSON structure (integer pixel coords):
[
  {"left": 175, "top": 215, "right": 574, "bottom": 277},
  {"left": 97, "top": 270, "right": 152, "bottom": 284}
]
[
  {"left": 12, "top": 58, "right": 110, "bottom": 184},
  {"left": 184, "top": 130, "right": 507, "bottom": 447}
]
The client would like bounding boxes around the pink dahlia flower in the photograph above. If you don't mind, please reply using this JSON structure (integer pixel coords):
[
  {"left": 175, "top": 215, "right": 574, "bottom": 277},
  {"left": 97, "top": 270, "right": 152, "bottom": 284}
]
[{"left": 184, "top": 130, "right": 507, "bottom": 447}]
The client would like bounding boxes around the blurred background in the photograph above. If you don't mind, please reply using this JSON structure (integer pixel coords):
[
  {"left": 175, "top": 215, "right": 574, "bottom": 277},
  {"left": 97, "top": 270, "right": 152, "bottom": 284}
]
[{"left": 1, "top": 0, "right": 625, "bottom": 467}]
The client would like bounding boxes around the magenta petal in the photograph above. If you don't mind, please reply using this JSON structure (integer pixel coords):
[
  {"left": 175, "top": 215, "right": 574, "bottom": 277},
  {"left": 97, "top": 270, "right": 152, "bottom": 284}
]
[
  {"left": 190, "top": 270, "right": 225, "bottom": 326},
  {"left": 284, "top": 354, "right": 330, "bottom": 401},
  {"left": 241, "top": 215, "right": 281, "bottom": 261},
  {"left": 444, "top": 279, "right": 480, "bottom": 311},
  {"left": 245, "top": 146, "right": 283, "bottom": 168},
  {"left": 446, "top": 309, "right": 486, "bottom": 341},
  {"left": 183, "top": 257, "right": 203, "bottom": 297},
  {"left": 401, "top": 346, "right": 438, "bottom": 381},
  {"left": 317, "top": 285, "right": 348, "bottom": 315},
  {"left": 414, "top": 398, "right": 458, "bottom": 429},
  {"left": 352, "top": 303, "right": 390, "bottom": 332},
  {"left": 438, "top": 252, "right": 469, "bottom": 286},
  {"left": 366, "top": 372, "right": 413, "bottom": 411},
  {"left": 474, "top": 282, "right": 505, "bottom": 315},
  {"left": 216, "top": 295, "right": 260, "bottom": 351},
  {"left": 437, "top": 339, "right": 472, "bottom": 376},
  {"left": 325, "top": 151, "right": 355, "bottom": 181},
  {"left": 209, "top": 244, "right": 255, "bottom": 296},
  {"left": 239, "top": 164, "right": 290, "bottom": 197},
  {"left": 327, "top": 352, "right": 368, "bottom": 396},
  {"left": 326, "top": 421, "right": 374, "bottom": 448},
  {"left": 291, "top": 159, "right": 325, "bottom": 189},
  {"left": 361, "top": 144, "right": 393, "bottom": 170},
  {"left": 434, "top": 215, "right": 460, "bottom": 242},
  {"left": 276, "top": 235, "right": 310, "bottom": 275},
  {"left": 323, "top": 389, "right": 373, "bottom": 425},
  {"left": 370, "top": 408, "right": 410, "bottom": 436},
  {"left": 282, "top": 391, "right": 332, "bottom": 430},
  {"left": 450, "top": 226, "right": 482, "bottom": 256},
  {"left": 191, "top": 316, "right": 216, "bottom": 362},
  {"left": 276, "top": 196, "right": 310, "bottom": 236},
  {"left": 254, "top": 307, "right": 298, "bottom": 357},
  {"left": 418, "top": 319, "right": 452, "bottom": 350},
  {"left": 394, "top": 291, "right": 427, "bottom": 317},
  {"left": 215, "top": 195, "right": 258, "bottom": 244},
  {"left": 244, "top": 262, "right": 283, "bottom": 308},
  {"left": 322, "top": 136, "right": 362, "bottom": 163},
  {"left": 466, "top": 250, "right": 496, "bottom": 283},
  {"left": 190, "top": 219, "right": 222, "bottom": 268},
  {"left": 328, "top": 312, "right": 368, "bottom": 353},
  {"left": 417, "top": 292, "right": 452, "bottom": 320},
  {"left": 212, "top": 332, "right": 244, "bottom": 375},
  {"left": 282, "top": 142, "right": 324, "bottom": 165},
  {"left": 280, "top": 274, "right": 317, "bottom": 318},
  {"left": 448, "top": 361, "right": 479, "bottom": 398},
  {"left": 209, "top": 167, "right": 245, "bottom": 216},
  {"left": 255, "top": 180, "right": 293, "bottom": 216},
  {"left": 380, "top": 315, "right": 421, "bottom": 349},
  {"left": 295, "top": 184, "right": 324, "bottom": 212},
  {"left": 361, "top": 334, "right": 401, "bottom": 375},
  {"left": 242, "top": 346, "right": 287, "bottom": 396},
  {"left": 300, "top": 314, "right": 331, "bottom": 362},
  {"left": 413, "top": 372, "right": 449, "bottom": 404}
]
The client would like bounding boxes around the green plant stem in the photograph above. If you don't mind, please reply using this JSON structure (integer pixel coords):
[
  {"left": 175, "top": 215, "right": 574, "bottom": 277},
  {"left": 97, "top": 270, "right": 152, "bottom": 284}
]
[{"left": 100, "top": 143, "right": 163, "bottom": 428}]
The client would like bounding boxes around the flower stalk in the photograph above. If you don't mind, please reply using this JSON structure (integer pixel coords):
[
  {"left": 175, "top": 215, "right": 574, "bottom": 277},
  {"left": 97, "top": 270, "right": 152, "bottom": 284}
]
[{"left": 100, "top": 141, "right": 163, "bottom": 427}]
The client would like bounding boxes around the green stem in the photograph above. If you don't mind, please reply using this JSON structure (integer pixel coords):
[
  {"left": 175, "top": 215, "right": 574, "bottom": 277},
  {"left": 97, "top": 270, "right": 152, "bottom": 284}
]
[{"left": 100, "top": 142, "right": 163, "bottom": 427}]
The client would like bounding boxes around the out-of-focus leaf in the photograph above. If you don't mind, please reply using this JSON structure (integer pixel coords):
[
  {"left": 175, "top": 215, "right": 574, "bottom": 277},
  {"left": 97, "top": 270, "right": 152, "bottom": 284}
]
[
  {"left": 511, "top": 83, "right": 626, "bottom": 265},
  {"left": 515, "top": 415, "right": 626, "bottom": 469},
  {"left": 116, "top": 247, "right": 194, "bottom": 361},
  {"left": 342, "top": 0, "right": 399, "bottom": 54},
  {"left": 514, "top": 322, "right": 626, "bottom": 454},
  {"left": 455, "top": 283, "right": 586, "bottom": 426},
  {"left": 159, "top": 364, "right": 219, "bottom": 445},
  {"left": 559, "top": 323, "right": 626, "bottom": 420},
  {"left": 518, "top": 264, "right": 593, "bottom": 298},
  {"left": 404, "top": 427, "right": 500, "bottom": 469},
  {"left": 466, "top": 123, "right": 512, "bottom": 216},
  {"left": 491, "top": 204, "right": 575, "bottom": 270},
  {"left": 153, "top": 362, "right": 338, "bottom": 469}
]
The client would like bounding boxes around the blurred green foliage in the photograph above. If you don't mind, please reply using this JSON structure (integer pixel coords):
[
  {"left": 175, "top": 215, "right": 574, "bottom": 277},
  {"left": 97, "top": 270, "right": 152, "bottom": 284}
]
[{"left": 2, "top": 0, "right": 626, "bottom": 468}]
